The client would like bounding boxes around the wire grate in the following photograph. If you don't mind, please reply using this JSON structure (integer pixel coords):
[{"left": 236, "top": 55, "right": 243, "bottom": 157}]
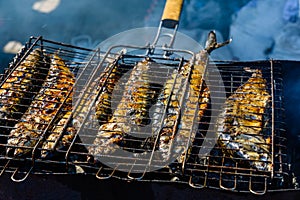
[{"left": 0, "top": 37, "right": 297, "bottom": 195}]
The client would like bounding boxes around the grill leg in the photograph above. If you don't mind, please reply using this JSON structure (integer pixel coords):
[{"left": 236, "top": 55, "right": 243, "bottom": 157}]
[
  {"left": 95, "top": 165, "right": 117, "bottom": 180},
  {"left": 127, "top": 169, "right": 147, "bottom": 181},
  {"left": 127, "top": 159, "right": 148, "bottom": 181},
  {"left": 249, "top": 171, "right": 268, "bottom": 195},
  {"left": 188, "top": 172, "right": 207, "bottom": 189},
  {"left": 11, "top": 166, "right": 33, "bottom": 182},
  {"left": 219, "top": 172, "right": 237, "bottom": 191},
  {"left": 219, "top": 156, "right": 237, "bottom": 191}
]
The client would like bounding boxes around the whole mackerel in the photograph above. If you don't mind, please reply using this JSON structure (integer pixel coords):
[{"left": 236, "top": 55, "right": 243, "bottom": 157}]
[
  {"left": 89, "top": 58, "right": 159, "bottom": 156},
  {"left": 217, "top": 68, "right": 272, "bottom": 171},
  {"left": 7, "top": 54, "right": 75, "bottom": 157},
  {"left": 158, "top": 31, "right": 231, "bottom": 163},
  {"left": 0, "top": 49, "right": 49, "bottom": 131}
]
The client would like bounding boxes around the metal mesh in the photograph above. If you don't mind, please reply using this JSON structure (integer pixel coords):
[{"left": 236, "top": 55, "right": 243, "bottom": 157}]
[{"left": 0, "top": 37, "right": 296, "bottom": 194}]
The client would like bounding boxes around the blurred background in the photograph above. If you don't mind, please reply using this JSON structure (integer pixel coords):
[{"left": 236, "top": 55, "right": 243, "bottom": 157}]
[
  {"left": 2, "top": 0, "right": 300, "bottom": 66},
  {"left": 0, "top": 0, "right": 300, "bottom": 199}
]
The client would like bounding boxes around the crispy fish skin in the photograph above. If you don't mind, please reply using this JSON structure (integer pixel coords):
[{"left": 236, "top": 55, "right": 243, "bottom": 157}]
[
  {"left": 127, "top": 59, "right": 157, "bottom": 125},
  {"left": 41, "top": 111, "right": 76, "bottom": 158},
  {"left": 96, "top": 62, "right": 126, "bottom": 124},
  {"left": 175, "top": 61, "right": 210, "bottom": 163},
  {"left": 159, "top": 31, "right": 230, "bottom": 162},
  {"left": 217, "top": 69, "right": 272, "bottom": 171},
  {"left": 158, "top": 62, "right": 209, "bottom": 162},
  {"left": 157, "top": 65, "right": 188, "bottom": 160},
  {"left": 90, "top": 59, "right": 157, "bottom": 156},
  {"left": 0, "top": 49, "right": 48, "bottom": 127},
  {"left": 41, "top": 77, "right": 100, "bottom": 158},
  {"left": 7, "top": 54, "right": 75, "bottom": 157}
]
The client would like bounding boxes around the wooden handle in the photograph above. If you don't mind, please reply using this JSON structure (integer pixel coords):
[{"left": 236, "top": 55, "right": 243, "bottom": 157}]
[{"left": 161, "top": 0, "right": 184, "bottom": 28}]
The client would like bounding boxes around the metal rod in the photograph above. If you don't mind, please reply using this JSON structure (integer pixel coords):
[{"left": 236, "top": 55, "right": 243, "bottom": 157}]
[
  {"left": 249, "top": 170, "right": 268, "bottom": 195},
  {"left": 0, "top": 36, "right": 43, "bottom": 88},
  {"left": 96, "top": 165, "right": 117, "bottom": 180},
  {"left": 219, "top": 155, "right": 237, "bottom": 191},
  {"left": 270, "top": 59, "right": 275, "bottom": 178},
  {"left": 188, "top": 157, "right": 209, "bottom": 189},
  {"left": 0, "top": 160, "right": 11, "bottom": 176},
  {"left": 189, "top": 172, "right": 207, "bottom": 189},
  {"left": 65, "top": 49, "right": 124, "bottom": 165},
  {"left": 30, "top": 36, "right": 97, "bottom": 52},
  {"left": 127, "top": 160, "right": 145, "bottom": 180},
  {"left": 151, "top": 22, "right": 179, "bottom": 50},
  {"left": 10, "top": 166, "right": 33, "bottom": 182}
]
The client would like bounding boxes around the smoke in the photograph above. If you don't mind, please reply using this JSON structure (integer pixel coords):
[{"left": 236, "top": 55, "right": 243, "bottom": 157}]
[{"left": 0, "top": 0, "right": 151, "bottom": 69}]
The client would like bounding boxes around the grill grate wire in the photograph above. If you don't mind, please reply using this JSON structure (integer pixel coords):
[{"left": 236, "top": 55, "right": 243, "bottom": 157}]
[{"left": 0, "top": 37, "right": 297, "bottom": 194}]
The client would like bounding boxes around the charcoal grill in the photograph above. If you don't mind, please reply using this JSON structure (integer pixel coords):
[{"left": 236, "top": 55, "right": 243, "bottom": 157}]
[
  {"left": 0, "top": 0, "right": 298, "bottom": 196},
  {"left": 0, "top": 36, "right": 297, "bottom": 195}
]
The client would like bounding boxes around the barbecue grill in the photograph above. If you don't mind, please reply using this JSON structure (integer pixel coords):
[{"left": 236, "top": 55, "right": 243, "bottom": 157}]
[
  {"left": 0, "top": 36, "right": 297, "bottom": 195},
  {"left": 0, "top": 0, "right": 299, "bottom": 196}
]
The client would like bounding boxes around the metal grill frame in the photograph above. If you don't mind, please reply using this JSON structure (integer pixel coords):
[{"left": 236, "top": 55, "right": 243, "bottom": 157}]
[
  {"left": 0, "top": 36, "right": 297, "bottom": 195},
  {"left": 185, "top": 60, "right": 289, "bottom": 195}
]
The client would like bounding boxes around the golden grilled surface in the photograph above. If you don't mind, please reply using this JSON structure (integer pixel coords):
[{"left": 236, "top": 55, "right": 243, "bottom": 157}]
[
  {"left": 89, "top": 59, "right": 158, "bottom": 156},
  {"left": 90, "top": 31, "right": 231, "bottom": 162},
  {"left": 158, "top": 31, "right": 230, "bottom": 163},
  {"left": 41, "top": 111, "right": 75, "bottom": 158},
  {"left": 41, "top": 77, "right": 100, "bottom": 158},
  {"left": 7, "top": 54, "right": 75, "bottom": 157},
  {"left": 175, "top": 57, "right": 210, "bottom": 163},
  {"left": 96, "top": 62, "right": 126, "bottom": 124},
  {"left": 157, "top": 61, "right": 210, "bottom": 162},
  {"left": 157, "top": 64, "right": 189, "bottom": 161},
  {"left": 217, "top": 69, "right": 272, "bottom": 171},
  {"left": 127, "top": 59, "right": 158, "bottom": 126},
  {"left": 89, "top": 60, "right": 141, "bottom": 156},
  {"left": 0, "top": 49, "right": 49, "bottom": 129}
]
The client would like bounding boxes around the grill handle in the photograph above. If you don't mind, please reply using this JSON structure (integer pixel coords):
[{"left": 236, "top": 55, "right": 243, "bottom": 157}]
[
  {"left": 151, "top": 0, "right": 184, "bottom": 50},
  {"left": 161, "top": 0, "right": 184, "bottom": 28}
]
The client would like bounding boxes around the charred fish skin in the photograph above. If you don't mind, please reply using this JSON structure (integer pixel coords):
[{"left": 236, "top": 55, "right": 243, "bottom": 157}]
[
  {"left": 217, "top": 69, "right": 272, "bottom": 171},
  {"left": 7, "top": 54, "right": 75, "bottom": 157},
  {"left": 175, "top": 31, "right": 231, "bottom": 163},
  {"left": 0, "top": 49, "right": 49, "bottom": 130},
  {"left": 159, "top": 31, "right": 231, "bottom": 163},
  {"left": 127, "top": 58, "right": 158, "bottom": 126},
  {"left": 95, "top": 62, "right": 128, "bottom": 124},
  {"left": 157, "top": 66, "right": 188, "bottom": 161},
  {"left": 90, "top": 59, "right": 159, "bottom": 157},
  {"left": 41, "top": 77, "right": 100, "bottom": 158},
  {"left": 41, "top": 111, "right": 76, "bottom": 158}
]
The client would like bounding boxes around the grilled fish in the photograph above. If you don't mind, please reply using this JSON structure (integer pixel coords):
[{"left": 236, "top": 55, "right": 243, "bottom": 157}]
[
  {"left": 158, "top": 31, "right": 230, "bottom": 162},
  {"left": 0, "top": 49, "right": 49, "bottom": 130},
  {"left": 127, "top": 58, "right": 158, "bottom": 126},
  {"left": 156, "top": 65, "right": 188, "bottom": 161},
  {"left": 174, "top": 66, "right": 210, "bottom": 163},
  {"left": 217, "top": 69, "right": 272, "bottom": 171},
  {"left": 7, "top": 54, "right": 75, "bottom": 157},
  {"left": 90, "top": 59, "right": 159, "bottom": 156},
  {"left": 96, "top": 61, "right": 128, "bottom": 124},
  {"left": 41, "top": 77, "right": 100, "bottom": 158},
  {"left": 41, "top": 111, "right": 75, "bottom": 158}
]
